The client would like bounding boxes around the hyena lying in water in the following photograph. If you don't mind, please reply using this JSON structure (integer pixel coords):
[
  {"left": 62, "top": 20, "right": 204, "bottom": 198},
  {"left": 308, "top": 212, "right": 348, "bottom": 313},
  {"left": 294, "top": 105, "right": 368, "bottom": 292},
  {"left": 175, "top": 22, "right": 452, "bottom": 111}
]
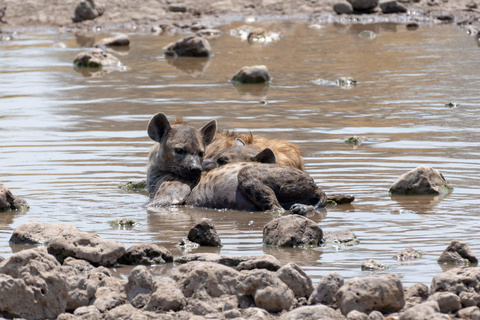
[
  {"left": 146, "top": 112, "right": 327, "bottom": 212},
  {"left": 187, "top": 142, "right": 327, "bottom": 213}
]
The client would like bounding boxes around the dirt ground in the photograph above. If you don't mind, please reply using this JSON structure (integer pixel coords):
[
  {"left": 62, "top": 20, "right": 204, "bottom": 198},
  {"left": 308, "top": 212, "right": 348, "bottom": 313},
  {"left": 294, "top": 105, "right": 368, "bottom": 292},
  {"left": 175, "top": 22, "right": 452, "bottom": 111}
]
[{"left": 1, "top": 0, "right": 480, "bottom": 33}]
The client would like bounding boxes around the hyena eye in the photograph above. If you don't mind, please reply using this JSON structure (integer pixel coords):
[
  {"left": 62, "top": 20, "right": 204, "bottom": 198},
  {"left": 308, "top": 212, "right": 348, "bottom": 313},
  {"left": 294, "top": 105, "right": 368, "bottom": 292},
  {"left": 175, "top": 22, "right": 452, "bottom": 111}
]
[
  {"left": 174, "top": 148, "right": 186, "bottom": 155},
  {"left": 217, "top": 158, "right": 228, "bottom": 166},
  {"left": 198, "top": 151, "right": 204, "bottom": 158}
]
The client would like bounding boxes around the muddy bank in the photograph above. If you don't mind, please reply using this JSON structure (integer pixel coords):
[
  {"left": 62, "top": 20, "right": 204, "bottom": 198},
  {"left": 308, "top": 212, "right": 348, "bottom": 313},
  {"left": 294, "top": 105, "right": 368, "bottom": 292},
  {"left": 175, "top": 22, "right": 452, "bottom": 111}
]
[{"left": 1, "top": 0, "right": 480, "bottom": 33}]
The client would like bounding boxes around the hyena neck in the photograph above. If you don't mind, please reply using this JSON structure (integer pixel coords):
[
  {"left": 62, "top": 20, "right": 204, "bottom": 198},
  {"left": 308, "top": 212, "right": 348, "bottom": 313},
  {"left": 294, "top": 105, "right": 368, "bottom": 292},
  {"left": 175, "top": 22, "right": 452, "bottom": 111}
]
[{"left": 147, "top": 165, "right": 199, "bottom": 197}]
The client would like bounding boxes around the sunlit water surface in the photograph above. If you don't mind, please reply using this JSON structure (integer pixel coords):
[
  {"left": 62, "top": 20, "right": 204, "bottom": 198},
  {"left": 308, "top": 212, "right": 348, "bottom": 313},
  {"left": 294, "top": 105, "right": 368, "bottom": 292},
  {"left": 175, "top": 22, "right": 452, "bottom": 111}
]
[{"left": 1, "top": 21, "right": 480, "bottom": 286}]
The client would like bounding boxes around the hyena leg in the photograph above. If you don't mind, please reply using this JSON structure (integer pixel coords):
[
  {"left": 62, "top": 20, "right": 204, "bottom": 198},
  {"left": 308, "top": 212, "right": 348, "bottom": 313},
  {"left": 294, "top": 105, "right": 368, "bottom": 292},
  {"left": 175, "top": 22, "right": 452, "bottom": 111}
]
[
  {"left": 149, "top": 181, "right": 191, "bottom": 207},
  {"left": 237, "top": 171, "right": 284, "bottom": 212}
]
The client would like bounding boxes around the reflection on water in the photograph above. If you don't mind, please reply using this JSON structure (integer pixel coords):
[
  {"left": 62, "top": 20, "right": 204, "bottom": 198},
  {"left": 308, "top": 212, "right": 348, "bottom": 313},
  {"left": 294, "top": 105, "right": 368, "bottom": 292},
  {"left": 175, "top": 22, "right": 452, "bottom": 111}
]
[{"left": 1, "top": 21, "right": 480, "bottom": 286}]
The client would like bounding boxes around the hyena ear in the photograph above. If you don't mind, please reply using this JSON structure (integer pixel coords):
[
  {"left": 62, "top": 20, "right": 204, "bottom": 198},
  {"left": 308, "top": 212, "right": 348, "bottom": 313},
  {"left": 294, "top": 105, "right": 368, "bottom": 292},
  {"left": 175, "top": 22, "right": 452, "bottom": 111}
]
[
  {"left": 253, "top": 148, "right": 276, "bottom": 164},
  {"left": 147, "top": 112, "right": 172, "bottom": 142},
  {"left": 200, "top": 120, "right": 217, "bottom": 146},
  {"left": 235, "top": 138, "right": 246, "bottom": 147}
]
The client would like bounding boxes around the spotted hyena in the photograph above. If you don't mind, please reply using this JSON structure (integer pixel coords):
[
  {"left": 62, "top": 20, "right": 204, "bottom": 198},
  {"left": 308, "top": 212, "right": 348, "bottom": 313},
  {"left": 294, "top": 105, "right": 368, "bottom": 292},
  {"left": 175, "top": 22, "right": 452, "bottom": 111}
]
[
  {"left": 205, "top": 130, "right": 305, "bottom": 171},
  {"left": 146, "top": 112, "right": 216, "bottom": 206},
  {"left": 187, "top": 145, "right": 327, "bottom": 213}
]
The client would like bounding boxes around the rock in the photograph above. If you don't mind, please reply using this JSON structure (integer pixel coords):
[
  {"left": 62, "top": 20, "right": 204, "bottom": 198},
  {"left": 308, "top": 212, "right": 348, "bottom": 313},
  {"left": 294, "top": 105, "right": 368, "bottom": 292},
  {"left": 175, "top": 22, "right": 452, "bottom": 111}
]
[
  {"left": 73, "top": 305, "right": 101, "bottom": 317},
  {"left": 347, "top": 310, "right": 369, "bottom": 320},
  {"left": 125, "top": 266, "right": 155, "bottom": 308},
  {"left": 336, "top": 274, "right": 404, "bottom": 315},
  {"left": 63, "top": 257, "right": 95, "bottom": 273},
  {"left": 0, "top": 182, "right": 28, "bottom": 211},
  {"left": 103, "top": 303, "right": 158, "bottom": 320},
  {"left": 398, "top": 301, "right": 450, "bottom": 320},
  {"left": 323, "top": 229, "right": 359, "bottom": 246},
  {"left": 236, "top": 255, "right": 282, "bottom": 272},
  {"left": 389, "top": 165, "right": 453, "bottom": 195},
  {"left": 380, "top": 1, "right": 407, "bottom": 13},
  {"left": 368, "top": 311, "right": 385, "bottom": 320},
  {"left": 91, "top": 286, "right": 125, "bottom": 313},
  {"left": 73, "top": 0, "right": 104, "bottom": 23},
  {"left": 404, "top": 283, "right": 429, "bottom": 308},
  {"left": 164, "top": 36, "right": 212, "bottom": 57},
  {"left": 431, "top": 267, "right": 480, "bottom": 295},
  {"left": 308, "top": 272, "right": 344, "bottom": 307},
  {"left": 276, "top": 262, "right": 314, "bottom": 299},
  {"left": 347, "top": 0, "right": 379, "bottom": 11},
  {"left": 459, "top": 291, "right": 480, "bottom": 307},
  {"left": 361, "top": 259, "right": 388, "bottom": 271},
  {"left": 65, "top": 275, "right": 97, "bottom": 311},
  {"left": 74, "top": 30, "right": 95, "bottom": 47},
  {"left": 427, "top": 291, "right": 461, "bottom": 313},
  {"left": 337, "top": 77, "right": 357, "bottom": 86},
  {"left": 438, "top": 240, "right": 478, "bottom": 265},
  {"left": 241, "top": 307, "right": 273, "bottom": 319},
  {"left": 405, "top": 22, "right": 420, "bottom": 30},
  {"left": 467, "top": 1, "right": 478, "bottom": 9},
  {"left": 231, "top": 65, "right": 271, "bottom": 84},
  {"left": 174, "top": 252, "right": 252, "bottom": 266},
  {"left": 0, "top": 248, "right": 67, "bottom": 319},
  {"left": 458, "top": 306, "right": 480, "bottom": 320},
  {"left": 237, "top": 269, "right": 295, "bottom": 312},
  {"left": 171, "top": 261, "right": 240, "bottom": 298},
  {"left": 10, "top": 221, "right": 80, "bottom": 245},
  {"left": 145, "top": 277, "right": 186, "bottom": 312},
  {"left": 119, "top": 179, "right": 147, "bottom": 192},
  {"left": 94, "top": 34, "right": 130, "bottom": 47},
  {"left": 118, "top": 243, "right": 173, "bottom": 265},
  {"left": 333, "top": 3, "right": 354, "bottom": 14},
  {"left": 73, "top": 48, "right": 123, "bottom": 69},
  {"left": 187, "top": 218, "right": 222, "bottom": 247},
  {"left": 109, "top": 218, "right": 137, "bottom": 229},
  {"left": 47, "top": 230, "right": 125, "bottom": 266},
  {"left": 327, "top": 194, "right": 355, "bottom": 205},
  {"left": 279, "top": 305, "right": 346, "bottom": 320},
  {"left": 196, "top": 28, "right": 222, "bottom": 39},
  {"left": 394, "top": 248, "right": 423, "bottom": 261},
  {"left": 263, "top": 215, "right": 323, "bottom": 247}
]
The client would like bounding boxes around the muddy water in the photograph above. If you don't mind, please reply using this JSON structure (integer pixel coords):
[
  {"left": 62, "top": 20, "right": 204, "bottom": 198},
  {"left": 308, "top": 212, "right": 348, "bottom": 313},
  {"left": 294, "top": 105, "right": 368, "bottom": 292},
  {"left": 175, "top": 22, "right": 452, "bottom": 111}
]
[{"left": 1, "top": 20, "right": 480, "bottom": 286}]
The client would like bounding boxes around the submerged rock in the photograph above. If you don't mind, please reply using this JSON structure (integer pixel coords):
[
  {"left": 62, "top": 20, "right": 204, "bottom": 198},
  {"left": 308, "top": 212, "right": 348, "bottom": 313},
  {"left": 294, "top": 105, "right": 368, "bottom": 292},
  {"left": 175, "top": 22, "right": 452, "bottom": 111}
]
[
  {"left": 361, "top": 259, "right": 389, "bottom": 271},
  {"left": 231, "top": 65, "right": 271, "bottom": 84},
  {"left": 236, "top": 254, "right": 282, "bottom": 272},
  {"left": 10, "top": 221, "right": 80, "bottom": 245},
  {"left": 164, "top": 36, "right": 212, "bottom": 57},
  {"left": 0, "top": 182, "right": 28, "bottom": 212},
  {"left": 263, "top": 215, "right": 323, "bottom": 247},
  {"left": 394, "top": 247, "right": 423, "bottom": 261},
  {"left": 108, "top": 218, "right": 136, "bottom": 229},
  {"left": 323, "top": 229, "right": 359, "bottom": 246},
  {"left": 73, "top": 48, "right": 123, "bottom": 69},
  {"left": 119, "top": 179, "right": 147, "bottom": 192},
  {"left": 187, "top": 217, "right": 222, "bottom": 247},
  {"left": 336, "top": 274, "right": 404, "bottom": 315},
  {"left": 358, "top": 30, "right": 377, "bottom": 39},
  {"left": 438, "top": 240, "right": 478, "bottom": 265},
  {"left": 94, "top": 34, "right": 130, "bottom": 47},
  {"left": 389, "top": 165, "right": 453, "bottom": 195}
]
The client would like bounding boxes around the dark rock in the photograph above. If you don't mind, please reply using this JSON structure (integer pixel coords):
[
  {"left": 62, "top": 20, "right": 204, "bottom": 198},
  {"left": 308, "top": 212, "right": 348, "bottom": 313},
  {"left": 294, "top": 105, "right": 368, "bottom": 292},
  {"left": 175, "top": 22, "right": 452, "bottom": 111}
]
[
  {"left": 406, "top": 22, "right": 420, "bottom": 30},
  {"left": 394, "top": 247, "right": 423, "bottom": 261},
  {"left": 231, "top": 65, "right": 271, "bottom": 84},
  {"left": 380, "top": 1, "right": 407, "bottom": 13},
  {"left": 10, "top": 221, "right": 80, "bottom": 245},
  {"left": 0, "top": 182, "right": 28, "bottom": 212},
  {"left": 263, "top": 215, "right": 323, "bottom": 247},
  {"left": 276, "top": 262, "right": 314, "bottom": 299},
  {"left": 237, "top": 269, "right": 295, "bottom": 312},
  {"left": 94, "top": 34, "right": 130, "bottom": 47},
  {"left": 336, "top": 274, "right": 404, "bottom": 315},
  {"left": 0, "top": 248, "right": 68, "bottom": 319},
  {"left": 73, "top": 48, "right": 123, "bottom": 69},
  {"left": 427, "top": 291, "right": 461, "bottom": 313},
  {"left": 347, "top": 0, "right": 379, "bottom": 10},
  {"left": 168, "top": 5, "right": 187, "bottom": 12},
  {"left": 308, "top": 272, "right": 344, "bottom": 307},
  {"left": 118, "top": 243, "right": 173, "bottom": 265},
  {"left": 187, "top": 218, "right": 222, "bottom": 247},
  {"left": 47, "top": 230, "right": 125, "bottom": 266},
  {"left": 73, "top": 0, "right": 104, "bottom": 23},
  {"left": 437, "top": 13, "right": 454, "bottom": 22},
  {"left": 327, "top": 194, "right": 355, "bottom": 205},
  {"left": 334, "top": 3, "right": 354, "bottom": 14},
  {"left": 389, "top": 165, "right": 453, "bottom": 195},
  {"left": 323, "top": 229, "right": 359, "bottom": 246},
  {"left": 361, "top": 259, "right": 388, "bottom": 271},
  {"left": 236, "top": 254, "right": 282, "bottom": 272},
  {"left": 164, "top": 36, "right": 212, "bottom": 57},
  {"left": 438, "top": 240, "right": 478, "bottom": 265}
]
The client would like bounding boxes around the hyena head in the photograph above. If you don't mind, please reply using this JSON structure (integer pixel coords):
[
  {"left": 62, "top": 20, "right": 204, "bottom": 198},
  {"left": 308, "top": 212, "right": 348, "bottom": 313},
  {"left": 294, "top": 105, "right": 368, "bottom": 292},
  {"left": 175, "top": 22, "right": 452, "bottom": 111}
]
[
  {"left": 202, "top": 138, "right": 276, "bottom": 171},
  {"left": 147, "top": 112, "right": 217, "bottom": 190}
]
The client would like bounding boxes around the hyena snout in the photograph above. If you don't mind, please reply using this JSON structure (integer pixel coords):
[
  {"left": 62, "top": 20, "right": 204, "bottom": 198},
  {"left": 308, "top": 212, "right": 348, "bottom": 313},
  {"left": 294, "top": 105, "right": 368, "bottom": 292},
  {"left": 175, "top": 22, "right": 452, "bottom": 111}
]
[
  {"left": 202, "top": 159, "right": 216, "bottom": 171},
  {"left": 181, "top": 156, "right": 203, "bottom": 178}
]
